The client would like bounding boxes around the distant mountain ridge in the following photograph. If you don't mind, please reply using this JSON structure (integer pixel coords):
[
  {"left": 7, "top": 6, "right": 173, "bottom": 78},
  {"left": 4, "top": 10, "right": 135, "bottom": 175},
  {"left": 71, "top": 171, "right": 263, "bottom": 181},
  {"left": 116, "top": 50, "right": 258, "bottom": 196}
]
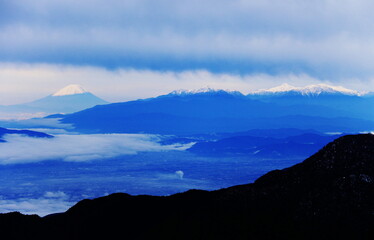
[
  {"left": 1, "top": 134, "right": 373, "bottom": 239},
  {"left": 59, "top": 84, "right": 374, "bottom": 134}
]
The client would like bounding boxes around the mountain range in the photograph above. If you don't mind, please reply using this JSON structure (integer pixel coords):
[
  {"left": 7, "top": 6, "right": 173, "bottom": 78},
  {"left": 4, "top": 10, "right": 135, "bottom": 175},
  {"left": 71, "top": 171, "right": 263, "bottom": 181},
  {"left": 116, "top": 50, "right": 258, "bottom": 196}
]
[
  {"left": 57, "top": 84, "right": 374, "bottom": 135},
  {"left": 1, "top": 134, "right": 373, "bottom": 239},
  {"left": 1, "top": 83, "right": 373, "bottom": 135}
]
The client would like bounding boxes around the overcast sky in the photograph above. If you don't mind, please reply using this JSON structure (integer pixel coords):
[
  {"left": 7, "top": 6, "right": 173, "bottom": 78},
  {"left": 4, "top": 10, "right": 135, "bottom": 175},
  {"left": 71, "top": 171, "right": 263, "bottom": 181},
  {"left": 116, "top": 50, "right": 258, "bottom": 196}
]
[{"left": 1, "top": 0, "right": 374, "bottom": 104}]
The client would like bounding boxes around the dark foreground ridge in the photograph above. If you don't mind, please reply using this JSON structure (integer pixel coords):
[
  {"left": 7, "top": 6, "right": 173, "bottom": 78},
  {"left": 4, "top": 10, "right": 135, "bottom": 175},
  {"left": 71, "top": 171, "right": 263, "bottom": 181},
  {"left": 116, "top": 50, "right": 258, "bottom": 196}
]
[{"left": 1, "top": 134, "right": 374, "bottom": 240}]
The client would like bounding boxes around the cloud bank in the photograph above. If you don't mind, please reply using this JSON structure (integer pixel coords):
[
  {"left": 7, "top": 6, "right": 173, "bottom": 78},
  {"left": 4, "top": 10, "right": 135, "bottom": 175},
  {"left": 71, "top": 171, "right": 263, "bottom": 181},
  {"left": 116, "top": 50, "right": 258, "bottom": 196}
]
[
  {"left": 0, "top": 191, "right": 73, "bottom": 216},
  {"left": 1, "top": 0, "right": 374, "bottom": 78},
  {"left": 0, "top": 134, "right": 190, "bottom": 164}
]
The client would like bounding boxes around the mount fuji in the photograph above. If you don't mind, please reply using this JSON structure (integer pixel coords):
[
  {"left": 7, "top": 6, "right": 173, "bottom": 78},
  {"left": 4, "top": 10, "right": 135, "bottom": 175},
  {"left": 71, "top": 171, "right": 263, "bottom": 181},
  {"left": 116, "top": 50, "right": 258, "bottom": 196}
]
[{"left": 0, "top": 85, "right": 108, "bottom": 119}]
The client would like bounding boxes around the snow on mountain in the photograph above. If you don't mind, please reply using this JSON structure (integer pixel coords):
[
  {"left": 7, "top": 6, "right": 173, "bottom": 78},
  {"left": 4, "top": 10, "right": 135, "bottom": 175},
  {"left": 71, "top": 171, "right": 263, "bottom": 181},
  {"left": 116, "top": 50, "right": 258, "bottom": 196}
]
[
  {"left": 52, "top": 84, "right": 88, "bottom": 96},
  {"left": 300, "top": 84, "right": 360, "bottom": 95},
  {"left": 256, "top": 83, "right": 298, "bottom": 93},
  {"left": 169, "top": 87, "right": 243, "bottom": 96},
  {"left": 252, "top": 83, "right": 361, "bottom": 96},
  {"left": 167, "top": 84, "right": 362, "bottom": 97}
]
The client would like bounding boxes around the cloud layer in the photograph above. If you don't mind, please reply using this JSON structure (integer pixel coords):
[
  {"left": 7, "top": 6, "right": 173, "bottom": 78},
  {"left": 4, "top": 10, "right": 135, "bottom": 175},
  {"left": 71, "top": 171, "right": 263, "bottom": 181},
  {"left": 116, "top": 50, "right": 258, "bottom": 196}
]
[
  {"left": 0, "top": 191, "right": 73, "bottom": 216},
  {"left": 0, "top": 133, "right": 190, "bottom": 164},
  {"left": 1, "top": 0, "right": 374, "bottom": 78}
]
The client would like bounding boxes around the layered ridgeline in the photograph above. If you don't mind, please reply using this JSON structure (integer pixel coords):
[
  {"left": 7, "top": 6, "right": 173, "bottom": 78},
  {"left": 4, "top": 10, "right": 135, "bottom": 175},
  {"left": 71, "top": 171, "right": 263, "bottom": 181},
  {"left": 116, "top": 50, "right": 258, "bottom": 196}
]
[
  {"left": 1, "top": 134, "right": 373, "bottom": 239},
  {"left": 59, "top": 84, "right": 374, "bottom": 134},
  {"left": 0, "top": 84, "right": 108, "bottom": 119}
]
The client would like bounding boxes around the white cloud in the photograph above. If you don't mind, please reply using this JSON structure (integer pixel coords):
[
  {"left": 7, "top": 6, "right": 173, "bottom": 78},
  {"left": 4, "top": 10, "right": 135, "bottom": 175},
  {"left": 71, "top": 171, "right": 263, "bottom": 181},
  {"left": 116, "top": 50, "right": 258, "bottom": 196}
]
[
  {"left": 1, "top": 1, "right": 374, "bottom": 79},
  {"left": 0, "top": 191, "right": 73, "bottom": 216},
  {"left": 43, "top": 191, "right": 67, "bottom": 198},
  {"left": 175, "top": 170, "right": 184, "bottom": 180},
  {"left": 0, "top": 133, "right": 190, "bottom": 164}
]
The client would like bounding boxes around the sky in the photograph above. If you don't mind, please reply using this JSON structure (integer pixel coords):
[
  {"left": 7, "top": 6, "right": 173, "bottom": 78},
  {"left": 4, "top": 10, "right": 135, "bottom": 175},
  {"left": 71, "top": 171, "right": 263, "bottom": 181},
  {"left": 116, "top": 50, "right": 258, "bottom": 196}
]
[{"left": 2, "top": 0, "right": 374, "bottom": 104}]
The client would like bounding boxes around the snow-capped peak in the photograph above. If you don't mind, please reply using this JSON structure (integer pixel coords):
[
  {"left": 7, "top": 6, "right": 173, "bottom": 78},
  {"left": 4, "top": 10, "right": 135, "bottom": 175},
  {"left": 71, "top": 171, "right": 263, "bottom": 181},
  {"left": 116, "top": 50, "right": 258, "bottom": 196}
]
[
  {"left": 259, "top": 83, "right": 298, "bottom": 93},
  {"left": 170, "top": 87, "right": 217, "bottom": 95},
  {"left": 252, "top": 83, "right": 360, "bottom": 96},
  {"left": 52, "top": 84, "right": 88, "bottom": 96},
  {"left": 169, "top": 87, "right": 242, "bottom": 96},
  {"left": 300, "top": 84, "right": 358, "bottom": 95}
]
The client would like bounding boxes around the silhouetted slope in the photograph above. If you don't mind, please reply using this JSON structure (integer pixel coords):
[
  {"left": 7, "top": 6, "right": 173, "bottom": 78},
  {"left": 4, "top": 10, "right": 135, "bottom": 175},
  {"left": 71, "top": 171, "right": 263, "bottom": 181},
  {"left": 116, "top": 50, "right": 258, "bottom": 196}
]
[
  {"left": 1, "top": 134, "right": 374, "bottom": 239},
  {"left": 0, "top": 127, "right": 52, "bottom": 142},
  {"left": 0, "top": 212, "right": 41, "bottom": 239}
]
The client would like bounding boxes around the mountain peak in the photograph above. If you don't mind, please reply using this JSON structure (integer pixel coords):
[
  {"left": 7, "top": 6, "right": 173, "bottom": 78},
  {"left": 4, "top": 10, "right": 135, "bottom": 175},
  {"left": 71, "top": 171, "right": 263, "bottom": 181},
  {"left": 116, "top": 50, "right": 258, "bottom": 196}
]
[
  {"left": 52, "top": 84, "right": 88, "bottom": 96},
  {"left": 260, "top": 83, "right": 297, "bottom": 93},
  {"left": 300, "top": 83, "right": 358, "bottom": 95},
  {"left": 169, "top": 87, "right": 243, "bottom": 96},
  {"left": 252, "top": 83, "right": 360, "bottom": 96}
]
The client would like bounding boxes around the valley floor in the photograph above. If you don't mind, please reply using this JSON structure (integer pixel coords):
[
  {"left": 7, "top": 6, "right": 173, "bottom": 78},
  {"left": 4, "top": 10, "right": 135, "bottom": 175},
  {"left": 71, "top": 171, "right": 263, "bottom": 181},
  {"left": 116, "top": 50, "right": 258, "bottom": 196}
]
[{"left": 0, "top": 151, "right": 302, "bottom": 216}]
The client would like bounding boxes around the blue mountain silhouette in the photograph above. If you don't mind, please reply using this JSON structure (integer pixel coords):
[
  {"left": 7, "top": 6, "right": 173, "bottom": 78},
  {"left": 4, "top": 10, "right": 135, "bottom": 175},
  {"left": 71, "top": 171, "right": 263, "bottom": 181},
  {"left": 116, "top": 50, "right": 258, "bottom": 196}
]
[{"left": 60, "top": 89, "right": 374, "bottom": 134}]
